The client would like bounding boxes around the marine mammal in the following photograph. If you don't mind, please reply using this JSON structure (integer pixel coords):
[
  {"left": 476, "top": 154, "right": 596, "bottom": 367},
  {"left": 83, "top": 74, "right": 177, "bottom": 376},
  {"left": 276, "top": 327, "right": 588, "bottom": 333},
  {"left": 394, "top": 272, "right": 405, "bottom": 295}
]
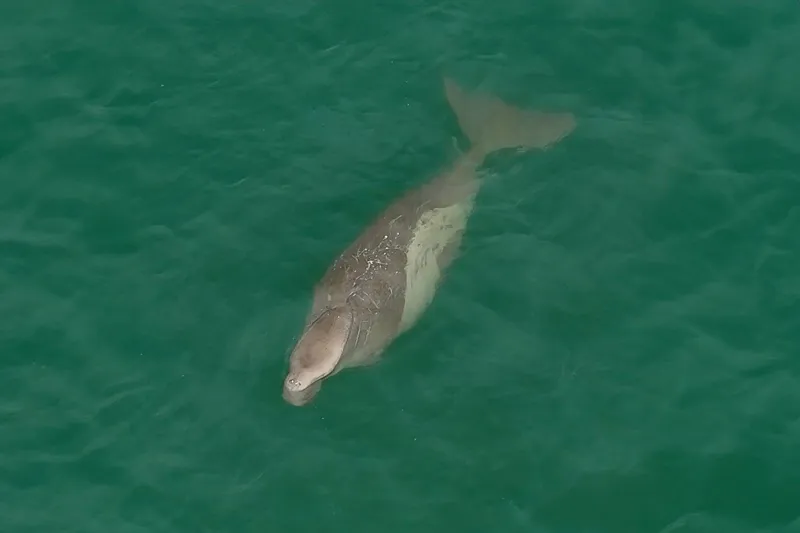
[{"left": 282, "top": 77, "right": 575, "bottom": 406}]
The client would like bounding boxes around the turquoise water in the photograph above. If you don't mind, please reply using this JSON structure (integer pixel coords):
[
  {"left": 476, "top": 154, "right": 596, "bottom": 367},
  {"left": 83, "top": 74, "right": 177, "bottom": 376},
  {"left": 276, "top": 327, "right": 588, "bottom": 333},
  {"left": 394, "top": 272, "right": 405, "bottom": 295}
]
[{"left": 2, "top": 1, "right": 799, "bottom": 532}]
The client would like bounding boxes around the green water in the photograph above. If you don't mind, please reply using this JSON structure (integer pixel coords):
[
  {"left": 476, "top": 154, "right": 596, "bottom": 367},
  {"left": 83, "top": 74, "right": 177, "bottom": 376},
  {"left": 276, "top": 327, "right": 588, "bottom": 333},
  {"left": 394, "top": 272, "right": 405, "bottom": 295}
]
[{"left": 2, "top": 1, "right": 799, "bottom": 532}]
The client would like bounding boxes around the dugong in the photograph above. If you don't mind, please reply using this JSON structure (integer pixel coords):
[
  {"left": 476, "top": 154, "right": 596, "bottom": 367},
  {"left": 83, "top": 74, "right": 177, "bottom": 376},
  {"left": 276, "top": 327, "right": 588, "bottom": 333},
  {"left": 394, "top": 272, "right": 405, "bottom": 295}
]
[{"left": 282, "top": 77, "right": 575, "bottom": 406}]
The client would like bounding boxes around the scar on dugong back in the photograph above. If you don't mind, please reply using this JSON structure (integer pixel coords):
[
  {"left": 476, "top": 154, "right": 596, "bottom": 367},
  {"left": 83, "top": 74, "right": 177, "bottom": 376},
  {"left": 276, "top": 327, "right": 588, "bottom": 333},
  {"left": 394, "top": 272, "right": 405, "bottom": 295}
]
[{"left": 282, "top": 76, "right": 575, "bottom": 406}]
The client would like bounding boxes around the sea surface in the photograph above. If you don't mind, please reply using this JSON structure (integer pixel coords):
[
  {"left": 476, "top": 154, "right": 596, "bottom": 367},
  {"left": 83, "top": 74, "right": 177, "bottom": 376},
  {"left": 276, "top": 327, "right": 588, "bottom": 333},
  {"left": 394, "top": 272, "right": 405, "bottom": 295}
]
[{"left": 1, "top": 1, "right": 799, "bottom": 532}]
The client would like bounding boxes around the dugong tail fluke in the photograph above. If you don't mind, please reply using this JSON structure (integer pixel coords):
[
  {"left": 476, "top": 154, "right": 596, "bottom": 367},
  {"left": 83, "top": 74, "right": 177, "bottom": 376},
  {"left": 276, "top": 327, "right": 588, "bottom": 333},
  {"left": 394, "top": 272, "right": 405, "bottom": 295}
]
[
  {"left": 282, "top": 76, "right": 575, "bottom": 407},
  {"left": 443, "top": 76, "right": 575, "bottom": 159}
]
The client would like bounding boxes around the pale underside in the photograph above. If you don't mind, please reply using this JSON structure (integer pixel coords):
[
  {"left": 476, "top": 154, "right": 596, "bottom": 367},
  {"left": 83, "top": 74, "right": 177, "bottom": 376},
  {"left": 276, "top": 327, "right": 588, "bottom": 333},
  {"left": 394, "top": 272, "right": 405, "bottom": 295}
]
[{"left": 399, "top": 200, "right": 473, "bottom": 332}]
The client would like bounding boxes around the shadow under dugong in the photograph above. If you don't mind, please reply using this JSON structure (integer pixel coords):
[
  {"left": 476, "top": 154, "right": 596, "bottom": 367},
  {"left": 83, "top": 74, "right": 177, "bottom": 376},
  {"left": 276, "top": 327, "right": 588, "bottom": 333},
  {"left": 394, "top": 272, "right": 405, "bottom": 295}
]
[{"left": 282, "top": 76, "right": 576, "bottom": 407}]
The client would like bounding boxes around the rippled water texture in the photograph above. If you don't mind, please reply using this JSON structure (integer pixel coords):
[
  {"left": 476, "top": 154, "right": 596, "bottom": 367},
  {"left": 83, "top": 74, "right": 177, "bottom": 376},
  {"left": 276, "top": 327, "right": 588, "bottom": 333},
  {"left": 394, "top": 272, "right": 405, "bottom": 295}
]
[{"left": 1, "top": 1, "right": 799, "bottom": 532}]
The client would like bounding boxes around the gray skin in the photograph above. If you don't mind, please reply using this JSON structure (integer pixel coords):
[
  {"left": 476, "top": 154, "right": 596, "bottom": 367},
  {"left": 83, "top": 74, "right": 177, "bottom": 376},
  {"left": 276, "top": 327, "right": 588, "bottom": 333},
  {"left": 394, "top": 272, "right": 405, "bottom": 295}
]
[
  {"left": 282, "top": 77, "right": 575, "bottom": 406},
  {"left": 281, "top": 175, "right": 457, "bottom": 406}
]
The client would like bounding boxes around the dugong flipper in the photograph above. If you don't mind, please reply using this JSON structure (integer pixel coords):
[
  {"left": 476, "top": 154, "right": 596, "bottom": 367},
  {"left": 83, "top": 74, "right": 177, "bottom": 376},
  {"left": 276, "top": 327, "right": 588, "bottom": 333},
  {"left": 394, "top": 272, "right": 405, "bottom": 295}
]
[{"left": 282, "top": 77, "right": 575, "bottom": 406}]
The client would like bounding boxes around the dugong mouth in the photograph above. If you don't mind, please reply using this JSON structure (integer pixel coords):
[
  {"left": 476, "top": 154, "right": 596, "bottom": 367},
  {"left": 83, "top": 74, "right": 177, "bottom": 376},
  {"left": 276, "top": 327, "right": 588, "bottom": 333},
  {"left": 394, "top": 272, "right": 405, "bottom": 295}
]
[{"left": 282, "top": 378, "right": 322, "bottom": 407}]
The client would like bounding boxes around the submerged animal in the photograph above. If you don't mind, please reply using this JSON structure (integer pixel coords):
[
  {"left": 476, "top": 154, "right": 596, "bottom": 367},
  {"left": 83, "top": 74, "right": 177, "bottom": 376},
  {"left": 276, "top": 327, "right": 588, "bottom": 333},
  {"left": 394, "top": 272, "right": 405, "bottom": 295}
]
[{"left": 282, "top": 76, "right": 575, "bottom": 406}]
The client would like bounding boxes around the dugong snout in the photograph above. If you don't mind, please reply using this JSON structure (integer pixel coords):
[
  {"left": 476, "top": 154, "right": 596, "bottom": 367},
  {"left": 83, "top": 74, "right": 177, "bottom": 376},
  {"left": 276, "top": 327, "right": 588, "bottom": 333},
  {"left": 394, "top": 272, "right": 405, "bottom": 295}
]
[
  {"left": 282, "top": 306, "right": 352, "bottom": 407},
  {"left": 282, "top": 376, "right": 322, "bottom": 406}
]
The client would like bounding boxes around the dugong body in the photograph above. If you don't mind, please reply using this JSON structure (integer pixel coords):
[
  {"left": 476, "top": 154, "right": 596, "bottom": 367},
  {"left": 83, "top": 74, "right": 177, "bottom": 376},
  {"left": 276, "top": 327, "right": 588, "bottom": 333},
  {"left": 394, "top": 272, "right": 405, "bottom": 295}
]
[{"left": 282, "top": 77, "right": 575, "bottom": 406}]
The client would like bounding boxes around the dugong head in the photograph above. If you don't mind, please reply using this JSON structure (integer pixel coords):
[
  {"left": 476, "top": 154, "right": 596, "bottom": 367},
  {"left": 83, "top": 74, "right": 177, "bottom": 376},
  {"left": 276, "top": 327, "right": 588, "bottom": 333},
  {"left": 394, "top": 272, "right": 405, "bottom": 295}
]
[{"left": 282, "top": 306, "right": 353, "bottom": 406}]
